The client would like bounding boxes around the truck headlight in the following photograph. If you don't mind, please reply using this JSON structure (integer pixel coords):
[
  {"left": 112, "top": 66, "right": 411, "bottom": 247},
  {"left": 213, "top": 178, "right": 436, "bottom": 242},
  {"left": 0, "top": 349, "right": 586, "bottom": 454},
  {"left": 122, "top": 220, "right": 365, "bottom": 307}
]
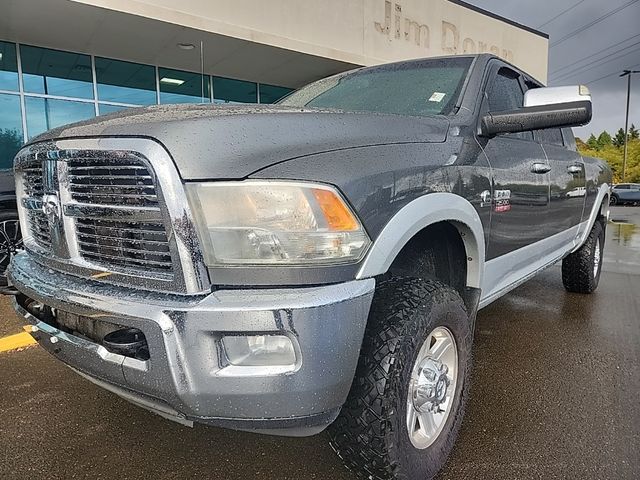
[{"left": 185, "top": 181, "right": 370, "bottom": 266}]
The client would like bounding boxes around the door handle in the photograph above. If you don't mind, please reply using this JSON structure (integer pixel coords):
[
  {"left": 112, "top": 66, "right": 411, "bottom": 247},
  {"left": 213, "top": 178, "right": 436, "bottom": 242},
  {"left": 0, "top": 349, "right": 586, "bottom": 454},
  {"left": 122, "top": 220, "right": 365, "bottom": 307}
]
[
  {"left": 567, "top": 164, "right": 583, "bottom": 174},
  {"left": 530, "top": 162, "right": 551, "bottom": 174}
]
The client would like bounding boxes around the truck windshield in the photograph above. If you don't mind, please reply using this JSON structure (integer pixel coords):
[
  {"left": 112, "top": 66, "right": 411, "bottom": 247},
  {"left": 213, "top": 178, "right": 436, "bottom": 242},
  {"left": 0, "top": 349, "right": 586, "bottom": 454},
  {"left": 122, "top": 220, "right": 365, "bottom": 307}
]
[{"left": 279, "top": 57, "right": 473, "bottom": 117}]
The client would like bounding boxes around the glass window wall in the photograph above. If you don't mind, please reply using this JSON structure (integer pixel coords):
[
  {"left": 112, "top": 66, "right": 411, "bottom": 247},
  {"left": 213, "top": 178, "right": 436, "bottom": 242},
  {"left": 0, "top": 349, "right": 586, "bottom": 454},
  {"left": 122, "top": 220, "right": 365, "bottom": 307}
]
[
  {"left": 159, "top": 67, "right": 211, "bottom": 104},
  {"left": 21, "top": 45, "right": 94, "bottom": 99},
  {"left": 213, "top": 77, "right": 257, "bottom": 103},
  {"left": 259, "top": 84, "right": 293, "bottom": 104},
  {"left": 0, "top": 41, "right": 295, "bottom": 146},
  {"left": 0, "top": 41, "right": 19, "bottom": 92},
  {"left": 25, "top": 97, "right": 95, "bottom": 139},
  {"left": 0, "top": 93, "right": 23, "bottom": 169},
  {"left": 98, "top": 104, "right": 133, "bottom": 115},
  {"left": 96, "top": 57, "right": 156, "bottom": 105}
]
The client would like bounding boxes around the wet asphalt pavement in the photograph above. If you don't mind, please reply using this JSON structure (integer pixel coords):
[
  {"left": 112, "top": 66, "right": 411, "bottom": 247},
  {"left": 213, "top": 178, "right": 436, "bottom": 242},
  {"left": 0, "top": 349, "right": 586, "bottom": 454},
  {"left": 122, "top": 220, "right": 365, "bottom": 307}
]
[{"left": 1, "top": 207, "right": 639, "bottom": 479}]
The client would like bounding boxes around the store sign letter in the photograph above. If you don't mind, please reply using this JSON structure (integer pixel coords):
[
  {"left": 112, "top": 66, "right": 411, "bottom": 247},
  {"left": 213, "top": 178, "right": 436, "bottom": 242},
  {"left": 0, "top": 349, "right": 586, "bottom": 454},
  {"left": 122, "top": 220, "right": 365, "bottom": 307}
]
[{"left": 375, "top": 0, "right": 514, "bottom": 62}]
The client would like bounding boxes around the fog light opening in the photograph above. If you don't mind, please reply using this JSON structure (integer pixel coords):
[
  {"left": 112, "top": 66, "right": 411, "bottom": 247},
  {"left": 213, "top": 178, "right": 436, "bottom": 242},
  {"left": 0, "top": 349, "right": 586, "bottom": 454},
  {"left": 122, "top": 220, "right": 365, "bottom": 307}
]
[{"left": 222, "top": 335, "right": 296, "bottom": 367}]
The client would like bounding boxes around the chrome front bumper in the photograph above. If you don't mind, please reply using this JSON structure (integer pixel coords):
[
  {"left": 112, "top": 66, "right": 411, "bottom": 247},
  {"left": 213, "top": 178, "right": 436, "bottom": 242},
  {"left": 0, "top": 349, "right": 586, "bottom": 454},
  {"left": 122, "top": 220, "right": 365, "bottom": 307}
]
[{"left": 9, "top": 252, "right": 375, "bottom": 436}]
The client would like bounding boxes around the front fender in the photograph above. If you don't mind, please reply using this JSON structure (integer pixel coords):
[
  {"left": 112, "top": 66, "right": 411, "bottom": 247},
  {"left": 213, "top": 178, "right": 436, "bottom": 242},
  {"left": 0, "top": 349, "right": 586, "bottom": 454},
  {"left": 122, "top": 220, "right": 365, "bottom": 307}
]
[{"left": 356, "top": 192, "right": 485, "bottom": 290}]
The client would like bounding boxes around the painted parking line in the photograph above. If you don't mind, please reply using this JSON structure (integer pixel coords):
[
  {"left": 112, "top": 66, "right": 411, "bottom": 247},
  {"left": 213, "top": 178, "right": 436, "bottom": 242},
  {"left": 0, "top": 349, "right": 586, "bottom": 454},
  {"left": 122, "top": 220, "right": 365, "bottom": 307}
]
[{"left": 0, "top": 332, "right": 37, "bottom": 353}]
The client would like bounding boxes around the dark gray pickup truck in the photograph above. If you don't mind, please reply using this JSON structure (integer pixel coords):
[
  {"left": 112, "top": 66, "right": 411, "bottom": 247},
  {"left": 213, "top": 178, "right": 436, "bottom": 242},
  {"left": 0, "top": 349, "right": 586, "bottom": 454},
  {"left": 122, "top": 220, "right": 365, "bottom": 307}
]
[{"left": 8, "top": 54, "right": 611, "bottom": 480}]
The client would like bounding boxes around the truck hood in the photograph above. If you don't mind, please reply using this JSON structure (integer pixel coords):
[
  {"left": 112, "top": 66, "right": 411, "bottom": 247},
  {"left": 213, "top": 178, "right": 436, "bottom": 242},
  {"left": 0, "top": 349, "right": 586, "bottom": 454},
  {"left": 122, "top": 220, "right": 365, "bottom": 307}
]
[{"left": 29, "top": 104, "right": 449, "bottom": 180}]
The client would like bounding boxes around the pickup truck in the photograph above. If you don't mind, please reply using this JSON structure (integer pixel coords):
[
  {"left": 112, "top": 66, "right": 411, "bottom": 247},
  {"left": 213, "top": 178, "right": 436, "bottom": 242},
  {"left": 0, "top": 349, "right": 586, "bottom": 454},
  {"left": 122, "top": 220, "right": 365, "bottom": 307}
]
[{"left": 8, "top": 54, "right": 611, "bottom": 480}]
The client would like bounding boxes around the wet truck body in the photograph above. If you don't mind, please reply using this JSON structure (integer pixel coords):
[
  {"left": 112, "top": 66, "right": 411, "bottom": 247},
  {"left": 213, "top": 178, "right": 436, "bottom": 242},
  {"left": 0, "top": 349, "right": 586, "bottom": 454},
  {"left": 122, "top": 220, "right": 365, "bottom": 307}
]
[{"left": 9, "top": 54, "right": 610, "bottom": 445}]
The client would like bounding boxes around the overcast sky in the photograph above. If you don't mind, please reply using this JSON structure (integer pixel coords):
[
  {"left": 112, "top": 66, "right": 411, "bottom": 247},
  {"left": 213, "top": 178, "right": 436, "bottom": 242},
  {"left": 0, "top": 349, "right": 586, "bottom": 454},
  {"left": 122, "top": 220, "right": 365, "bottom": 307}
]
[{"left": 466, "top": 0, "right": 640, "bottom": 140}]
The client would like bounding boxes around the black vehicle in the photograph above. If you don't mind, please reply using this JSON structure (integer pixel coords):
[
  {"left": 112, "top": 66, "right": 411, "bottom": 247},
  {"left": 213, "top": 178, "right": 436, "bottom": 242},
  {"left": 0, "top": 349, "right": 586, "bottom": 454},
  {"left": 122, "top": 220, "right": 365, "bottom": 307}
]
[
  {"left": 610, "top": 183, "right": 640, "bottom": 205},
  {"left": 9, "top": 54, "right": 611, "bottom": 480},
  {"left": 0, "top": 169, "right": 21, "bottom": 288}
]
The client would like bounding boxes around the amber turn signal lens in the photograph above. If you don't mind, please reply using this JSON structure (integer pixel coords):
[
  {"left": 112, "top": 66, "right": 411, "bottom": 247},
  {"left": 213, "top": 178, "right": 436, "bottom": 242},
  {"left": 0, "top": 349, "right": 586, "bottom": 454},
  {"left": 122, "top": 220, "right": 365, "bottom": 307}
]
[{"left": 312, "top": 188, "right": 359, "bottom": 231}]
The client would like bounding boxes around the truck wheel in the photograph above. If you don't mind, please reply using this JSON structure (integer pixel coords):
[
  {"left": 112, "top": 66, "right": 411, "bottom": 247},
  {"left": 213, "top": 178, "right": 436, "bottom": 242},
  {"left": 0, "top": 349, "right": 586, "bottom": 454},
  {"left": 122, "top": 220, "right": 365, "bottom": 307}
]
[
  {"left": 0, "top": 211, "right": 22, "bottom": 287},
  {"left": 329, "top": 277, "right": 472, "bottom": 480},
  {"left": 561, "top": 220, "right": 605, "bottom": 294}
]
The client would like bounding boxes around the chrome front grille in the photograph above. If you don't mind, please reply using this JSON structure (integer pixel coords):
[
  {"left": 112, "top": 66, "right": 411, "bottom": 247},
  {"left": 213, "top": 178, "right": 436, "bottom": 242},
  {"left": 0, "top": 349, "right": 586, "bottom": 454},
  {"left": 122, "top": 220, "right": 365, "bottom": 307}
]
[
  {"left": 64, "top": 155, "right": 172, "bottom": 276},
  {"left": 22, "top": 163, "right": 44, "bottom": 198},
  {"left": 15, "top": 139, "right": 209, "bottom": 294},
  {"left": 21, "top": 162, "right": 51, "bottom": 251},
  {"left": 18, "top": 150, "right": 175, "bottom": 281},
  {"left": 26, "top": 209, "right": 51, "bottom": 249},
  {"left": 67, "top": 157, "right": 159, "bottom": 207},
  {"left": 75, "top": 218, "right": 173, "bottom": 272}
]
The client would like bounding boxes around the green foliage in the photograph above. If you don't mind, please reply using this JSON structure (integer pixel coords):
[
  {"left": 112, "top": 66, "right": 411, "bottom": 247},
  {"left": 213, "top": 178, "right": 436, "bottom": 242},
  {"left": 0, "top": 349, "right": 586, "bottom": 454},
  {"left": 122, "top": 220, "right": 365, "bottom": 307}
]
[
  {"left": 613, "top": 128, "right": 626, "bottom": 148},
  {"left": 597, "top": 131, "right": 612, "bottom": 148},
  {"left": 586, "top": 133, "right": 599, "bottom": 150},
  {"left": 577, "top": 128, "right": 640, "bottom": 183},
  {"left": 0, "top": 129, "right": 23, "bottom": 171}
]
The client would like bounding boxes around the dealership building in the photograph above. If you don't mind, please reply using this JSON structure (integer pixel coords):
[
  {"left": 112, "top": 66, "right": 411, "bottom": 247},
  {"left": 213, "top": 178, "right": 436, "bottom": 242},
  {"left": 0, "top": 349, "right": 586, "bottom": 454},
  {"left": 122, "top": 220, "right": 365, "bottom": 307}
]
[{"left": 0, "top": 0, "right": 548, "bottom": 169}]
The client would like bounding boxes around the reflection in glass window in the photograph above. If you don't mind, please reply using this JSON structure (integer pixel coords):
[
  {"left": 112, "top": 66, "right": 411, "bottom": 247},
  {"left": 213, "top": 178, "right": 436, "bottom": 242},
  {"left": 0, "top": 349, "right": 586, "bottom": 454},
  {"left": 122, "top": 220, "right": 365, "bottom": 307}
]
[
  {"left": 95, "top": 58, "right": 156, "bottom": 105},
  {"left": 0, "top": 41, "right": 19, "bottom": 92},
  {"left": 0, "top": 93, "right": 23, "bottom": 170},
  {"left": 213, "top": 77, "right": 257, "bottom": 104},
  {"left": 259, "top": 84, "right": 293, "bottom": 104},
  {"left": 98, "top": 104, "right": 134, "bottom": 115},
  {"left": 25, "top": 97, "right": 95, "bottom": 139},
  {"left": 159, "top": 68, "right": 211, "bottom": 104},
  {"left": 21, "top": 45, "right": 94, "bottom": 99}
]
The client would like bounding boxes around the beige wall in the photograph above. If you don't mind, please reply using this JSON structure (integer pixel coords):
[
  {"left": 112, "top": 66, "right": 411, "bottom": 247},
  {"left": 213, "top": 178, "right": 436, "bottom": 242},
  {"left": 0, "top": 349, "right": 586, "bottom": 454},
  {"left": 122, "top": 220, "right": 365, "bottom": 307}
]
[{"left": 73, "top": 0, "right": 549, "bottom": 82}]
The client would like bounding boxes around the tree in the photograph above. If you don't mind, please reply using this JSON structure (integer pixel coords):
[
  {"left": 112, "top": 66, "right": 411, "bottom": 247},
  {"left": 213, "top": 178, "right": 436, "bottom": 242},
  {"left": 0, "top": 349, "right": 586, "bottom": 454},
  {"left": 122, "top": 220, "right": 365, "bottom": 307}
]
[
  {"left": 587, "top": 133, "right": 599, "bottom": 150},
  {"left": 577, "top": 134, "right": 640, "bottom": 183},
  {"left": 0, "top": 129, "right": 23, "bottom": 170},
  {"left": 597, "top": 131, "right": 612, "bottom": 149},
  {"left": 630, "top": 123, "right": 639, "bottom": 140},
  {"left": 613, "top": 128, "right": 626, "bottom": 148}
]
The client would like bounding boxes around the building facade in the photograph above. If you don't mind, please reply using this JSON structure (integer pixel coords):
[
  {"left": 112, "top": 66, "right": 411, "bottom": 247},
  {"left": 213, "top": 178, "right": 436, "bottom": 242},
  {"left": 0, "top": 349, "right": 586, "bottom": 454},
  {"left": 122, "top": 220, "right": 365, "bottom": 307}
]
[{"left": 0, "top": 0, "right": 548, "bottom": 169}]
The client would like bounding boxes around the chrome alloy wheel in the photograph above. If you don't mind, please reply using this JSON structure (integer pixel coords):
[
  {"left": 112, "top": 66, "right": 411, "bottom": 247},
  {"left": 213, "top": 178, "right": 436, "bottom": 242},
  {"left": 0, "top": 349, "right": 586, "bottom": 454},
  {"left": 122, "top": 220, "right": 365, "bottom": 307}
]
[
  {"left": 593, "top": 237, "right": 601, "bottom": 278},
  {"left": 0, "top": 219, "right": 23, "bottom": 278},
  {"left": 406, "top": 326, "right": 458, "bottom": 449}
]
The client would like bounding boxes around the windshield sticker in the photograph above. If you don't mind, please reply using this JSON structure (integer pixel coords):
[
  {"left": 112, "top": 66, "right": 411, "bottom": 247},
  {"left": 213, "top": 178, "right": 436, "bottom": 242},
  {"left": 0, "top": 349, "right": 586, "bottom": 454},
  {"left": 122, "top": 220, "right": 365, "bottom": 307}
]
[{"left": 428, "top": 92, "right": 446, "bottom": 102}]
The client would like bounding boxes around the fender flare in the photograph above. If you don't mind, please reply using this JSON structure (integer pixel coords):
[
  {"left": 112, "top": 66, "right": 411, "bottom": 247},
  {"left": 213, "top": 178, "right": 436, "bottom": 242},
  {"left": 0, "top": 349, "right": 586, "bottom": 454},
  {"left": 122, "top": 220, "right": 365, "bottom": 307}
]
[
  {"left": 572, "top": 183, "right": 610, "bottom": 253},
  {"left": 356, "top": 193, "right": 485, "bottom": 289}
]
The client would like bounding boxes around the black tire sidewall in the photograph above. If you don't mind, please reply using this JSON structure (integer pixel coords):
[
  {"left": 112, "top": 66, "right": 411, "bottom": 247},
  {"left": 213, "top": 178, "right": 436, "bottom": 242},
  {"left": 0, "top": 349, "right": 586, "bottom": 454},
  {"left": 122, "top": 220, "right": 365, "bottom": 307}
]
[
  {"left": 385, "top": 282, "right": 472, "bottom": 479},
  {"left": 591, "top": 221, "right": 605, "bottom": 288},
  {"left": 0, "top": 209, "right": 21, "bottom": 287}
]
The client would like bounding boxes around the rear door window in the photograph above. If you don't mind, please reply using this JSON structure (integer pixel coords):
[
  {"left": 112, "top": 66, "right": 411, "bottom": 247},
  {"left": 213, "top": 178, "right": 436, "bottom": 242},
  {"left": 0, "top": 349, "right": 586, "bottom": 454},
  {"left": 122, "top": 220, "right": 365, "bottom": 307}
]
[{"left": 537, "top": 129, "right": 565, "bottom": 146}]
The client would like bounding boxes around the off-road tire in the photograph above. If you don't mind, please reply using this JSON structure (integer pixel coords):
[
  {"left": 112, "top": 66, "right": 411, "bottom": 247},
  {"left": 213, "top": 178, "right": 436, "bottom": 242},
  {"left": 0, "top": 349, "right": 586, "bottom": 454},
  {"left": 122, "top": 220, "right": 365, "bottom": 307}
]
[
  {"left": 561, "top": 219, "right": 605, "bottom": 294},
  {"left": 329, "top": 277, "right": 472, "bottom": 480},
  {"left": 0, "top": 210, "right": 22, "bottom": 287}
]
